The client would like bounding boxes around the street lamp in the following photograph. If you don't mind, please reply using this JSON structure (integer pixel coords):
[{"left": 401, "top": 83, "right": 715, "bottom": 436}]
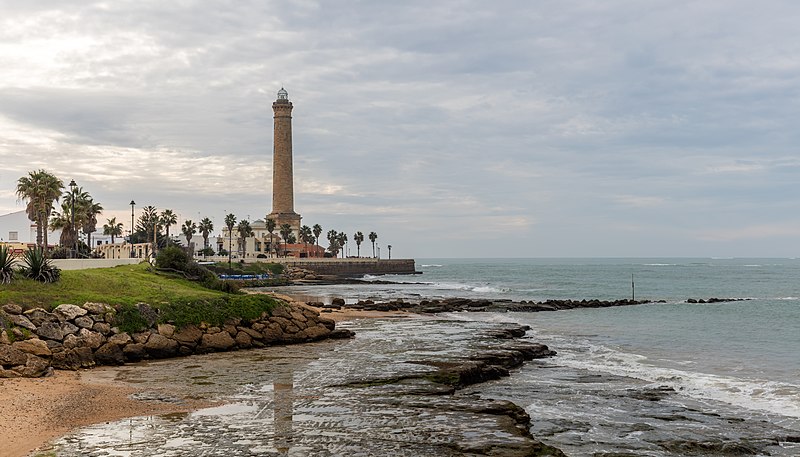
[
  {"left": 130, "top": 200, "right": 135, "bottom": 258},
  {"left": 69, "top": 179, "right": 76, "bottom": 258},
  {"left": 388, "top": 245, "right": 392, "bottom": 260}
]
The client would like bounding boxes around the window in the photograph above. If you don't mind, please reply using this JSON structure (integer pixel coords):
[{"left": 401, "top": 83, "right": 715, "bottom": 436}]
[{"left": 8, "top": 231, "right": 18, "bottom": 241}]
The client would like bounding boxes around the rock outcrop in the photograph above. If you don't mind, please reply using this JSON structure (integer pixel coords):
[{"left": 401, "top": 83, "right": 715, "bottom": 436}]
[{"left": 0, "top": 300, "right": 351, "bottom": 378}]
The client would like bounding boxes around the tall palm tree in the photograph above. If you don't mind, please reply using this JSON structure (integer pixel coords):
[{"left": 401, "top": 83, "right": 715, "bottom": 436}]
[
  {"left": 368, "top": 231, "right": 378, "bottom": 258},
  {"left": 266, "top": 218, "right": 276, "bottom": 258},
  {"left": 237, "top": 220, "right": 254, "bottom": 258},
  {"left": 103, "top": 217, "right": 124, "bottom": 244},
  {"left": 300, "top": 225, "right": 312, "bottom": 257},
  {"left": 160, "top": 209, "right": 177, "bottom": 245},
  {"left": 224, "top": 213, "right": 236, "bottom": 268},
  {"left": 50, "top": 186, "right": 90, "bottom": 251},
  {"left": 312, "top": 224, "right": 322, "bottom": 257},
  {"left": 16, "top": 170, "right": 64, "bottom": 251},
  {"left": 135, "top": 206, "right": 161, "bottom": 245},
  {"left": 354, "top": 231, "right": 364, "bottom": 257},
  {"left": 337, "top": 232, "right": 348, "bottom": 258},
  {"left": 326, "top": 229, "right": 340, "bottom": 258},
  {"left": 182, "top": 219, "right": 197, "bottom": 247},
  {"left": 82, "top": 198, "right": 103, "bottom": 252},
  {"left": 198, "top": 217, "right": 214, "bottom": 252},
  {"left": 279, "top": 223, "right": 293, "bottom": 258}
]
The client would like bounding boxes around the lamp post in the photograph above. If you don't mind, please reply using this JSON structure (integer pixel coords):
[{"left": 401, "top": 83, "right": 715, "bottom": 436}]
[
  {"left": 388, "top": 245, "right": 392, "bottom": 260},
  {"left": 69, "top": 179, "right": 77, "bottom": 258},
  {"left": 130, "top": 200, "right": 136, "bottom": 258}
]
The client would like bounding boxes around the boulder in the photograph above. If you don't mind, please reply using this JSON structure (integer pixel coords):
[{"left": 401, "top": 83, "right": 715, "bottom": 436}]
[
  {"left": 36, "top": 322, "right": 64, "bottom": 341},
  {"left": 12, "top": 339, "right": 52, "bottom": 357},
  {"left": 61, "top": 322, "right": 80, "bottom": 336},
  {"left": 51, "top": 349, "right": 82, "bottom": 370},
  {"left": 318, "top": 317, "right": 336, "bottom": 331},
  {"left": 108, "top": 333, "right": 132, "bottom": 346},
  {"left": 1, "top": 304, "right": 22, "bottom": 315},
  {"left": 74, "top": 347, "right": 95, "bottom": 368},
  {"left": 94, "top": 343, "right": 125, "bottom": 365},
  {"left": 200, "top": 331, "right": 236, "bottom": 351},
  {"left": 270, "top": 306, "right": 293, "bottom": 319},
  {"left": 172, "top": 325, "right": 203, "bottom": 346},
  {"left": 63, "top": 334, "right": 80, "bottom": 349},
  {"left": 234, "top": 331, "right": 253, "bottom": 348},
  {"left": 6, "top": 314, "right": 36, "bottom": 331},
  {"left": 157, "top": 323, "right": 175, "bottom": 338},
  {"left": 18, "top": 354, "right": 50, "bottom": 377},
  {"left": 23, "top": 308, "right": 57, "bottom": 326},
  {"left": 93, "top": 322, "right": 112, "bottom": 335},
  {"left": 236, "top": 327, "right": 263, "bottom": 341},
  {"left": 0, "top": 345, "right": 27, "bottom": 366},
  {"left": 84, "top": 302, "right": 113, "bottom": 314},
  {"left": 262, "top": 322, "right": 285, "bottom": 342},
  {"left": 136, "top": 303, "right": 159, "bottom": 327},
  {"left": 54, "top": 304, "right": 87, "bottom": 321},
  {"left": 331, "top": 298, "right": 346, "bottom": 307},
  {"left": 144, "top": 334, "right": 179, "bottom": 358},
  {"left": 223, "top": 324, "right": 238, "bottom": 337},
  {"left": 132, "top": 332, "right": 151, "bottom": 344},
  {"left": 78, "top": 328, "right": 105, "bottom": 349},
  {"left": 74, "top": 316, "right": 94, "bottom": 329},
  {"left": 0, "top": 330, "right": 10, "bottom": 345},
  {"left": 123, "top": 343, "right": 147, "bottom": 361},
  {"left": 302, "top": 324, "right": 331, "bottom": 341}
]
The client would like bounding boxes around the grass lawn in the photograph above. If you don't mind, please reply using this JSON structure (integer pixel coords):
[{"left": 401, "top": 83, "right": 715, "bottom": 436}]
[{"left": 0, "top": 262, "right": 227, "bottom": 310}]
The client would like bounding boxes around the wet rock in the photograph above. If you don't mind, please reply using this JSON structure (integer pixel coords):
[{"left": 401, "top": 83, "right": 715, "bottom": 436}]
[
  {"left": 657, "top": 439, "right": 765, "bottom": 455},
  {"left": 332, "top": 297, "right": 346, "bottom": 307},
  {"left": 173, "top": 325, "right": 203, "bottom": 346},
  {"left": 123, "top": 343, "right": 147, "bottom": 361},
  {"left": 54, "top": 304, "right": 87, "bottom": 321},
  {"left": 94, "top": 343, "right": 125, "bottom": 365},
  {"left": 329, "top": 329, "right": 355, "bottom": 339}
]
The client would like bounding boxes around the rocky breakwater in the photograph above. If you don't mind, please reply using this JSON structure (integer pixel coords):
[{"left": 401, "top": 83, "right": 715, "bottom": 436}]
[{"left": 0, "top": 301, "right": 353, "bottom": 378}]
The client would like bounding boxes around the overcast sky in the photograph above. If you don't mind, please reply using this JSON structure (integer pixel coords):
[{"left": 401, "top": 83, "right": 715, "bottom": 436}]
[{"left": 1, "top": 1, "right": 799, "bottom": 258}]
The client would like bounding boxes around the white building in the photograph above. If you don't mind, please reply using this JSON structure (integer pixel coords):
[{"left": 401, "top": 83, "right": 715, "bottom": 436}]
[{"left": 0, "top": 210, "right": 115, "bottom": 248}]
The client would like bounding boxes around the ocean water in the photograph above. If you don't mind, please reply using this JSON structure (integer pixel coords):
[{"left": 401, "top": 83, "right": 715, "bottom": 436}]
[{"left": 277, "top": 257, "right": 800, "bottom": 454}]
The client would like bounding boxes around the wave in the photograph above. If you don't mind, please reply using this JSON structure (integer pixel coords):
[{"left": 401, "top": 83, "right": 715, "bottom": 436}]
[
  {"left": 421, "top": 264, "right": 443, "bottom": 268},
  {"left": 430, "top": 282, "right": 509, "bottom": 294},
  {"left": 539, "top": 338, "right": 800, "bottom": 419}
]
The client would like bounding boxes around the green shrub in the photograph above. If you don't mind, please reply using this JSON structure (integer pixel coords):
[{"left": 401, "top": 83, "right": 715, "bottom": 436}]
[
  {"left": 156, "top": 245, "right": 191, "bottom": 271},
  {"left": 49, "top": 247, "right": 70, "bottom": 259},
  {"left": 20, "top": 247, "right": 61, "bottom": 283},
  {"left": 0, "top": 245, "right": 15, "bottom": 284}
]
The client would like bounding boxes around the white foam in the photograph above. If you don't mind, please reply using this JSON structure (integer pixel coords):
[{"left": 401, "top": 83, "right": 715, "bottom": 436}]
[{"left": 421, "top": 264, "right": 443, "bottom": 268}]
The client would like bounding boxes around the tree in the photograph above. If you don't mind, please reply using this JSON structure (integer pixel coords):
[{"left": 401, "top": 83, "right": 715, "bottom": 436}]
[
  {"left": 337, "top": 232, "right": 348, "bottom": 258},
  {"left": 103, "top": 217, "right": 123, "bottom": 244},
  {"left": 237, "top": 219, "right": 254, "bottom": 258},
  {"left": 300, "top": 225, "right": 312, "bottom": 257},
  {"left": 312, "top": 223, "right": 322, "bottom": 258},
  {"left": 49, "top": 186, "right": 90, "bottom": 252},
  {"left": 224, "top": 213, "right": 236, "bottom": 268},
  {"left": 198, "top": 217, "right": 214, "bottom": 252},
  {"left": 134, "top": 206, "right": 161, "bottom": 245},
  {"left": 182, "top": 219, "right": 197, "bottom": 247},
  {"left": 81, "top": 198, "right": 103, "bottom": 252},
  {"left": 16, "top": 170, "right": 64, "bottom": 251},
  {"left": 326, "top": 229, "right": 340, "bottom": 258},
  {"left": 354, "top": 231, "right": 364, "bottom": 257},
  {"left": 266, "top": 218, "right": 276, "bottom": 258},
  {"left": 368, "top": 231, "right": 378, "bottom": 258},
  {"left": 160, "top": 209, "right": 177, "bottom": 245},
  {"left": 279, "top": 223, "right": 292, "bottom": 257}
]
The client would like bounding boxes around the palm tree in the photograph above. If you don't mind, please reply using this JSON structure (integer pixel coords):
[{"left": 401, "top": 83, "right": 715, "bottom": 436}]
[
  {"left": 279, "top": 223, "right": 293, "bottom": 258},
  {"left": 300, "top": 225, "right": 312, "bottom": 257},
  {"left": 312, "top": 223, "right": 322, "bottom": 257},
  {"left": 81, "top": 198, "right": 103, "bottom": 252},
  {"left": 354, "top": 231, "right": 364, "bottom": 257},
  {"left": 237, "top": 220, "right": 254, "bottom": 258},
  {"left": 224, "top": 213, "right": 236, "bottom": 268},
  {"left": 368, "top": 231, "right": 378, "bottom": 258},
  {"left": 16, "top": 170, "right": 64, "bottom": 251},
  {"left": 160, "top": 209, "right": 177, "bottom": 245},
  {"left": 103, "top": 217, "right": 124, "bottom": 244},
  {"left": 266, "top": 218, "right": 276, "bottom": 258},
  {"left": 198, "top": 217, "right": 214, "bottom": 252},
  {"left": 50, "top": 186, "right": 90, "bottom": 252},
  {"left": 337, "top": 232, "right": 348, "bottom": 258},
  {"left": 182, "top": 220, "right": 197, "bottom": 248}
]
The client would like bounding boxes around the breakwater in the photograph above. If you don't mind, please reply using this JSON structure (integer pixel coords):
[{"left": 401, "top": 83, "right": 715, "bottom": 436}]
[{"left": 0, "top": 301, "right": 352, "bottom": 378}]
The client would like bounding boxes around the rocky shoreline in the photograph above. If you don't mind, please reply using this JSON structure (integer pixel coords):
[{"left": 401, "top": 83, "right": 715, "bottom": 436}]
[{"left": 0, "top": 301, "right": 353, "bottom": 378}]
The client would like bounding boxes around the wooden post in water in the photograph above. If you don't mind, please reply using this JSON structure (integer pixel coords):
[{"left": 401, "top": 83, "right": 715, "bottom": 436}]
[{"left": 631, "top": 273, "right": 635, "bottom": 301}]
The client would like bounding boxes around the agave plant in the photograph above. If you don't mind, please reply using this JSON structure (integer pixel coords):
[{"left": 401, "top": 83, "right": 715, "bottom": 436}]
[
  {"left": 21, "top": 247, "right": 61, "bottom": 283},
  {"left": 0, "top": 245, "right": 15, "bottom": 284}
]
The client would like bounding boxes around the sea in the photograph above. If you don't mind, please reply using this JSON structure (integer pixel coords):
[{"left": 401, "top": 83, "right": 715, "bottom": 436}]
[{"left": 50, "top": 258, "right": 800, "bottom": 456}]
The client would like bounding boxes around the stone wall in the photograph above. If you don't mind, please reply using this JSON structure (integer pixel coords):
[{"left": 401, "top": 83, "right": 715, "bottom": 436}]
[
  {"left": 278, "top": 258, "right": 418, "bottom": 276},
  {"left": 0, "top": 300, "right": 352, "bottom": 378}
]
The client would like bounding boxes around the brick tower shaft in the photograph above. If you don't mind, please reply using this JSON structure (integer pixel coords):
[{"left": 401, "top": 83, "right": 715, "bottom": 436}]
[{"left": 269, "top": 87, "right": 301, "bottom": 235}]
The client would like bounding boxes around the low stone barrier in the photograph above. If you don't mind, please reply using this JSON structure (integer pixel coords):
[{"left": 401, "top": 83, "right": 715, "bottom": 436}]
[{"left": 0, "top": 301, "right": 353, "bottom": 378}]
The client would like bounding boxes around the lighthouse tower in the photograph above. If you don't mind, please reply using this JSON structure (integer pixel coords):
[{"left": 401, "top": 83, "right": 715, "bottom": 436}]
[{"left": 268, "top": 87, "right": 301, "bottom": 236}]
